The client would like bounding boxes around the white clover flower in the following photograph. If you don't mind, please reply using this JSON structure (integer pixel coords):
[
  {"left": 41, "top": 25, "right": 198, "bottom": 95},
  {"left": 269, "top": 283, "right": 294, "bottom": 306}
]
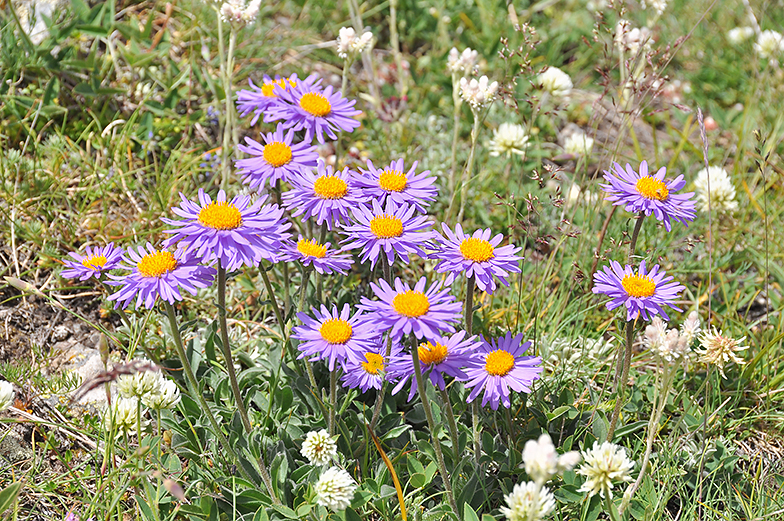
[
  {"left": 641, "top": 0, "right": 667, "bottom": 15},
  {"left": 336, "top": 27, "right": 374, "bottom": 59},
  {"left": 523, "top": 433, "right": 582, "bottom": 486},
  {"left": 500, "top": 481, "right": 556, "bottom": 521},
  {"left": 564, "top": 133, "right": 594, "bottom": 156},
  {"left": 302, "top": 429, "right": 338, "bottom": 466},
  {"left": 488, "top": 123, "right": 529, "bottom": 157},
  {"left": 314, "top": 467, "right": 357, "bottom": 511},
  {"left": 523, "top": 434, "right": 558, "bottom": 486},
  {"left": 102, "top": 397, "right": 142, "bottom": 435},
  {"left": 680, "top": 311, "right": 701, "bottom": 346},
  {"left": 141, "top": 378, "right": 181, "bottom": 410},
  {"left": 537, "top": 67, "right": 572, "bottom": 97},
  {"left": 697, "top": 329, "right": 747, "bottom": 378},
  {"left": 117, "top": 366, "right": 163, "bottom": 401},
  {"left": 728, "top": 27, "right": 755, "bottom": 45},
  {"left": 219, "top": 0, "right": 261, "bottom": 25},
  {"left": 615, "top": 20, "right": 652, "bottom": 55},
  {"left": 459, "top": 76, "right": 498, "bottom": 109},
  {"left": 447, "top": 47, "right": 478, "bottom": 74},
  {"left": 0, "top": 380, "right": 14, "bottom": 411},
  {"left": 577, "top": 441, "right": 635, "bottom": 498},
  {"left": 694, "top": 166, "right": 738, "bottom": 214},
  {"left": 754, "top": 30, "right": 784, "bottom": 59}
]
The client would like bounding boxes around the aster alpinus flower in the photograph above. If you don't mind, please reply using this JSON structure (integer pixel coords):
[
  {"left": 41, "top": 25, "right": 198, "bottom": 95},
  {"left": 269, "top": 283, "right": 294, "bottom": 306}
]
[
  {"left": 463, "top": 332, "right": 542, "bottom": 410},
  {"left": 387, "top": 331, "right": 479, "bottom": 401},
  {"left": 359, "top": 277, "right": 462, "bottom": 341},
  {"left": 62, "top": 243, "right": 124, "bottom": 281},
  {"left": 265, "top": 81, "right": 361, "bottom": 144},
  {"left": 236, "top": 73, "right": 319, "bottom": 125},
  {"left": 283, "top": 161, "right": 363, "bottom": 231},
  {"left": 235, "top": 124, "right": 319, "bottom": 190},
  {"left": 341, "top": 198, "right": 436, "bottom": 268},
  {"left": 431, "top": 223, "right": 522, "bottom": 294},
  {"left": 341, "top": 336, "right": 402, "bottom": 392},
  {"left": 293, "top": 304, "right": 378, "bottom": 371},
  {"left": 354, "top": 158, "right": 438, "bottom": 213},
  {"left": 592, "top": 260, "right": 685, "bottom": 321},
  {"left": 107, "top": 244, "right": 215, "bottom": 309},
  {"left": 162, "top": 189, "right": 291, "bottom": 270},
  {"left": 280, "top": 237, "right": 353, "bottom": 275},
  {"left": 600, "top": 161, "right": 696, "bottom": 231}
]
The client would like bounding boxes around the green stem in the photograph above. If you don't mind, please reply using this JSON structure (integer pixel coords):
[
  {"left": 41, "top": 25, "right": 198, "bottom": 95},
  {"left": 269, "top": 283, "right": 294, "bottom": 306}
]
[
  {"left": 217, "top": 263, "right": 253, "bottom": 434},
  {"left": 464, "top": 276, "right": 481, "bottom": 464},
  {"left": 329, "top": 369, "right": 337, "bottom": 435},
  {"left": 163, "top": 302, "right": 278, "bottom": 502},
  {"left": 259, "top": 264, "right": 285, "bottom": 339},
  {"left": 410, "top": 335, "right": 458, "bottom": 516},
  {"left": 456, "top": 108, "right": 482, "bottom": 224},
  {"left": 439, "top": 388, "right": 460, "bottom": 458}
]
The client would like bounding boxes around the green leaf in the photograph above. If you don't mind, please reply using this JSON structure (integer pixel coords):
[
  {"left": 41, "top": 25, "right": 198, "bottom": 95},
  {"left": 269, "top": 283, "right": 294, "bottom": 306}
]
[
  {"left": 0, "top": 482, "right": 22, "bottom": 514},
  {"left": 463, "top": 502, "right": 480, "bottom": 521}
]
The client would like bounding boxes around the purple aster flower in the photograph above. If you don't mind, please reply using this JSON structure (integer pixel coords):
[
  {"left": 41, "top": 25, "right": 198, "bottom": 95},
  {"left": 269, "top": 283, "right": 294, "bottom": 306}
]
[
  {"left": 282, "top": 160, "right": 363, "bottom": 230},
  {"left": 162, "top": 189, "right": 291, "bottom": 271},
  {"left": 353, "top": 159, "right": 438, "bottom": 213},
  {"left": 359, "top": 277, "right": 462, "bottom": 341},
  {"left": 341, "top": 336, "right": 404, "bottom": 393},
  {"left": 61, "top": 243, "right": 124, "bottom": 281},
  {"left": 293, "top": 304, "right": 379, "bottom": 371},
  {"left": 431, "top": 223, "right": 522, "bottom": 294},
  {"left": 600, "top": 160, "right": 696, "bottom": 231},
  {"left": 264, "top": 81, "right": 361, "bottom": 144},
  {"left": 341, "top": 199, "right": 436, "bottom": 268},
  {"left": 235, "top": 124, "right": 319, "bottom": 191},
  {"left": 280, "top": 236, "right": 354, "bottom": 275},
  {"left": 236, "top": 73, "right": 319, "bottom": 126},
  {"left": 592, "top": 260, "right": 685, "bottom": 321},
  {"left": 387, "top": 331, "right": 480, "bottom": 401},
  {"left": 107, "top": 244, "right": 216, "bottom": 309},
  {"left": 463, "top": 332, "right": 542, "bottom": 410}
]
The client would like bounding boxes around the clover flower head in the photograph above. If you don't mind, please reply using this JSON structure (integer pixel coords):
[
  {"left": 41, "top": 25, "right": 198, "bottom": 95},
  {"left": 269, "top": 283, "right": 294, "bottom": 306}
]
[
  {"left": 314, "top": 467, "right": 357, "bottom": 511},
  {"left": 564, "top": 132, "right": 594, "bottom": 157},
  {"left": 102, "top": 397, "right": 143, "bottom": 435},
  {"left": 301, "top": 429, "right": 339, "bottom": 466},
  {"left": 697, "top": 328, "right": 747, "bottom": 377},
  {"left": 447, "top": 47, "right": 478, "bottom": 74},
  {"left": 459, "top": 76, "right": 498, "bottom": 109},
  {"left": 728, "top": 27, "right": 754, "bottom": 45},
  {"left": 117, "top": 365, "right": 162, "bottom": 400},
  {"left": 219, "top": 0, "right": 260, "bottom": 25},
  {"left": 641, "top": 0, "right": 668, "bottom": 15},
  {"left": 694, "top": 166, "right": 738, "bottom": 214},
  {"left": 577, "top": 441, "right": 635, "bottom": 498},
  {"left": 337, "top": 27, "right": 374, "bottom": 59},
  {"left": 615, "top": 20, "right": 652, "bottom": 54},
  {"left": 142, "top": 378, "right": 181, "bottom": 410},
  {"left": 488, "top": 123, "right": 529, "bottom": 157},
  {"left": 754, "top": 30, "right": 784, "bottom": 60},
  {"left": 537, "top": 67, "right": 572, "bottom": 97},
  {"left": 500, "top": 481, "right": 556, "bottom": 521},
  {"left": 0, "top": 380, "right": 14, "bottom": 411}
]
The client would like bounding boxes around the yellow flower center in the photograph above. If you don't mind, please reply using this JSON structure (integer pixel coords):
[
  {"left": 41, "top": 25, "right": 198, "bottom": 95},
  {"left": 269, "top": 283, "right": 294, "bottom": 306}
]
[
  {"left": 392, "top": 290, "right": 430, "bottom": 317},
  {"left": 379, "top": 170, "right": 407, "bottom": 192},
  {"left": 260, "top": 79, "right": 287, "bottom": 97},
  {"left": 198, "top": 201, "right": 243, "bottom": 230},
  {"left": 137, "top": 251, "right": 177, "bottom": 278},
  {"left": 81, "top": 255, "right": 107, "bottom": 271},
  {"left": 263, "top": 142, "right": 293, "bottom": 167},
  {"left": 369, "top": 215, "right": 404, "bottom": 238},
  {"left": 361, "top": 352, "right": 385, "bottom": 375},
  {"left": 485, "top": 349, "right": 515, "bottom": 376},
  {"left": 299, "top": 92, "right": 332, "bottom": 117},
  {"left": 319, "top": 318, "right": 353, "bottom": 344},
  {"left": 460, "top": 238, "right": 495, "bottom": 262},
  {"left": 297, "top": 238, "right": 327, "bottom": 258},
  {"left": 418, "top": 341, "right": 448, "bottom": 365},
  {"left": 313, "top": 176, "right": 348, "bottom": 199},
  {"left": 621, "top": 274, "right": 657, "bottom": 298},
  {"left": 635, "top": 177, "right": 669, "bottom": 200}
]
